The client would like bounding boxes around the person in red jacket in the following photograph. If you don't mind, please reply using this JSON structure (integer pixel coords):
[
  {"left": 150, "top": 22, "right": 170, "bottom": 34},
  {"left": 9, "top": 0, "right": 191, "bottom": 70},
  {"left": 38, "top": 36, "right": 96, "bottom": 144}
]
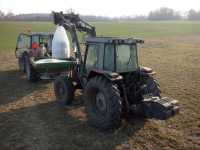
[
  {"left": 31, "top": 41, "right": 38, "bottom": 49},
  {"left": 30, "top": 42, "right": 39, "bottom": 57}
]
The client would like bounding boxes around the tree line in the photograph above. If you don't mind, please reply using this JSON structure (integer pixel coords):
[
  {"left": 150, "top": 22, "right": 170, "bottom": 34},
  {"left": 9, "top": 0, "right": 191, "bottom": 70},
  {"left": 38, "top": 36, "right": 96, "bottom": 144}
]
[
  {"left": 148, "top": 7, "right": 200, "bottom": 21},
  {"left": 1, "top": 8, "right": 200, "bottom": 21}
]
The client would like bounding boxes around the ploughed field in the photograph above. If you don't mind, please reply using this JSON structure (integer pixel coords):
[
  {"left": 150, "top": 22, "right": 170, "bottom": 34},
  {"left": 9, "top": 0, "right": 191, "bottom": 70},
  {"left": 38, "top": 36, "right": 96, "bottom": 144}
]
[{"left": 0, "top": 21, "right": 200, "bottom": 150}]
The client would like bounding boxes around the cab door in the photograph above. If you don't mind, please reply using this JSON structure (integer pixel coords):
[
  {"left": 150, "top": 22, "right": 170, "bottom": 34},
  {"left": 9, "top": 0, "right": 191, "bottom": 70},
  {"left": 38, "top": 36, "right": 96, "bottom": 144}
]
[
  {"left": 81, "top": 43, "right": 104, "bottom": 85},
  {"left": 84, "top": 43, "right": 104, "bottom": 74},
  {"left": 15, "top": 34, "right": 30, "bottom": 58},
  {"left": 15, "top": 34, "right": 30, "bottom": 72}
]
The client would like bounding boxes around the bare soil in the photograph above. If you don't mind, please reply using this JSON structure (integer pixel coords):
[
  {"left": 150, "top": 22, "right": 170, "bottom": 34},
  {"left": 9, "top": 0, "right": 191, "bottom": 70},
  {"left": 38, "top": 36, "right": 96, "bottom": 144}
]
[{"left": 0, "top": 36, "right": 200, "bottom": 150}]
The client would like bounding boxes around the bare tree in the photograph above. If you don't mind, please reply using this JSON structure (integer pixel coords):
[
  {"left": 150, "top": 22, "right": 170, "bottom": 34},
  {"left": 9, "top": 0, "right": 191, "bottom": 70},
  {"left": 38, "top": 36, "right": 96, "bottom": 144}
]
[
  {"left": 0, "top": 10, "right": 4, "bottom": 20},
  {"left": 188, "top": 9, "right": 200, "bottom": 20},
  {"left": 148, "top": 7, "right": 182, "bottom": 20},
  {"left": 5, "top": 11, "right": 14, "bottom": 20}
]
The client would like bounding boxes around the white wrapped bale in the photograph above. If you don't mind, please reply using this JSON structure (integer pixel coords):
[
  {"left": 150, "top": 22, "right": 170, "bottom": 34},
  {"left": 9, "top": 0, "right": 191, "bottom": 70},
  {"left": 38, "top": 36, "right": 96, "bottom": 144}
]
[{"left": 52, "top": 26, "right": 70, "bottom": 59}]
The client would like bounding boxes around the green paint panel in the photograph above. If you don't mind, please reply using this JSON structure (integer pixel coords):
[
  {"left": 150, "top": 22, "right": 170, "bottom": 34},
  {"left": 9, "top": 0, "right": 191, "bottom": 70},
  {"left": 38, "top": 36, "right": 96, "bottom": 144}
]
[{"left": 32, "top": 59, "right": 76, "bottom": 73}]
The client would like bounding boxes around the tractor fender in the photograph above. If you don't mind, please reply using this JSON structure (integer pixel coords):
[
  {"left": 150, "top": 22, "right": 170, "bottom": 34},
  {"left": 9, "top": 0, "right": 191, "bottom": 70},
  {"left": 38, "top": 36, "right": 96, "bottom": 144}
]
[
  {"left": 88, "top": 69, "right": 123, "bottom": 83},
  {"left": 140, "top": 66, "right": 156, "bottom": 75}
]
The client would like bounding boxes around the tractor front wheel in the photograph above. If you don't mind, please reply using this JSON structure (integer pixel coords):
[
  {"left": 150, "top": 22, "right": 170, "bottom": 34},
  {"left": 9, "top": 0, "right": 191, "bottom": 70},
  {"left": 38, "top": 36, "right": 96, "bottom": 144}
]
[
  {"left": 84, "top": 76, "right": 122, "bottom": 130},
  {"left": 54, "top": 76, "right": 74, "bottom": 105}
]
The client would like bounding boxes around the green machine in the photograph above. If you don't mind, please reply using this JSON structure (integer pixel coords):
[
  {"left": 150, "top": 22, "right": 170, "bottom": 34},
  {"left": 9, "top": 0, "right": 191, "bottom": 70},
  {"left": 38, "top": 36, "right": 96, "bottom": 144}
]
[{"left": 51, "top": 12, "right": 179, "bottom": 130}]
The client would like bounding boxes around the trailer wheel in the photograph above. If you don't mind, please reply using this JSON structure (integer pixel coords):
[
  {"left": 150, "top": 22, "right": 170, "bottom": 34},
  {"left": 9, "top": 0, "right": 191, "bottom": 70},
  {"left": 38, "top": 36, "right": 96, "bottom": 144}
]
[
  {"left": 24, "top": 55, "right": 39, "bottom": 82},
  {"left": 54, "top": 76, "right": 74, "bottom": 105},
  {"left": 84, "top": 76, "right": 122, "bottom": 130}
]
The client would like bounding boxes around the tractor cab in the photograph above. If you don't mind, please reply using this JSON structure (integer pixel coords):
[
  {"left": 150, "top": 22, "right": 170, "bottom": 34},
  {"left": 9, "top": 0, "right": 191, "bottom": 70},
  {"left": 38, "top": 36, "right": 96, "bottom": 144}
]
[
  {"left": 84, "top": 37, "right": 144, "bottom": 75},
  {"left": 15, "top": 32, "right": 53, "bottom": 59}
]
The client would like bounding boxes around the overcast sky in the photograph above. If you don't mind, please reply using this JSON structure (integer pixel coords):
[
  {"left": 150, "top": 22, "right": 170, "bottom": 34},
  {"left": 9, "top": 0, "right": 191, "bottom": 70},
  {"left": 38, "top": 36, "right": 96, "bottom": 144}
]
[{"left": 0, "top": 0, "right": 200, "bottom": 17}]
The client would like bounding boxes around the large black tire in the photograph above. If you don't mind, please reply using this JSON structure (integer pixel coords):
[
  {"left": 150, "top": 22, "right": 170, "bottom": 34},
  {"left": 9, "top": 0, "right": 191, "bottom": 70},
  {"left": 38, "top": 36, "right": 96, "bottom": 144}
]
[
  {"left": 144, "top": 77, "right": 161, "bottom": 97},
  {"left": 54, "top": 76, "right": 74, "bottom": 105},
  {"left": 84, "top": 76, "right": 122, "bottom": 130},
  {"left": 24, "top": 55, "right": 39, "bottom": 82},
  {"left": 18, "top": 56, "right": 26, "bottom": 73}
]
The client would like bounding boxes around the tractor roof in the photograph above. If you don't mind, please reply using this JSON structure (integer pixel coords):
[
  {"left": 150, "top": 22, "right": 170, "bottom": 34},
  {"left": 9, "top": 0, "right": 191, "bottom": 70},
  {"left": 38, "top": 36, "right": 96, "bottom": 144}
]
[
  {"left": 19, "top": 32, "right": 53, "bottom": 36},
  {"left": 29, "top": 32, "right": 54, "bottom": 35},
  {"left": 86, "top": 37, "right": 144, "bottom": 44}
]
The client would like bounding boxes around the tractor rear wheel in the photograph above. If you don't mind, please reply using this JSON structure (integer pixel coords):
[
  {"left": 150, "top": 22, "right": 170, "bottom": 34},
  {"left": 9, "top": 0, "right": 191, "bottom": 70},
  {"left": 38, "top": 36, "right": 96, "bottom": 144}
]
[
  {"left": 54, "top": 76, "right": 74, "bottom": 105},
  {"left": 24, "top": 55, "right": 39, "bottom": 82},
  {"left": 84, "top": 76, "right": 122, "bottom": 130}
]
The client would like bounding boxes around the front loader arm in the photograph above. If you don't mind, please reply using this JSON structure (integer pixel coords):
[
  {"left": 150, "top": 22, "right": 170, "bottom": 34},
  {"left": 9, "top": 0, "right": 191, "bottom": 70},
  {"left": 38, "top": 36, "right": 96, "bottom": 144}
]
[
  {"left": 53, "top": 11, "right": 96, "bottom": 37},
  {"left": 52, "top": 11, "right": 96, "bottom": 64}
]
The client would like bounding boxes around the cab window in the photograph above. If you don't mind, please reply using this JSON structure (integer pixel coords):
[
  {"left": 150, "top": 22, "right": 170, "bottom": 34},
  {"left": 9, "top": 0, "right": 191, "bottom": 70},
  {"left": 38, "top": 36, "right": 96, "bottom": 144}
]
[
  {"left": 17, "top": 34, "right": 30, "bottom": 49},
  {"left": 104, "top": 44, "right": 115, "bottom": 71},
  {"left": 31, "top": 35, "right": 39, "bottom": 49},
  {"left": 85, "top": 44, "right": 103, "bottom": 72},
  {"left": 116, "top": 44, "right": 138, "bottom": 72},
  {"left": 32, "top": 35, "right": 39, "bottom": 44},
  {"left": 40, "top": 35, "right": 51, "bottom": 50}
]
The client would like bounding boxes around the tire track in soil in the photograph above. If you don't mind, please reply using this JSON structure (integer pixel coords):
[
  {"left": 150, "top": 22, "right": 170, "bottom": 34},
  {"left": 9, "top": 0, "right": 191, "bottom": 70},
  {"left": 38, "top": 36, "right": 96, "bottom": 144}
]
[
  {"left": 0, "top": 97, "right": 54, "bottom": 150},
  {"left": 20, "top": 102, "right": 51, "bottom": 150},
  {"left": 0, "top": 59, "right": 53, "bottom": 149}
]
